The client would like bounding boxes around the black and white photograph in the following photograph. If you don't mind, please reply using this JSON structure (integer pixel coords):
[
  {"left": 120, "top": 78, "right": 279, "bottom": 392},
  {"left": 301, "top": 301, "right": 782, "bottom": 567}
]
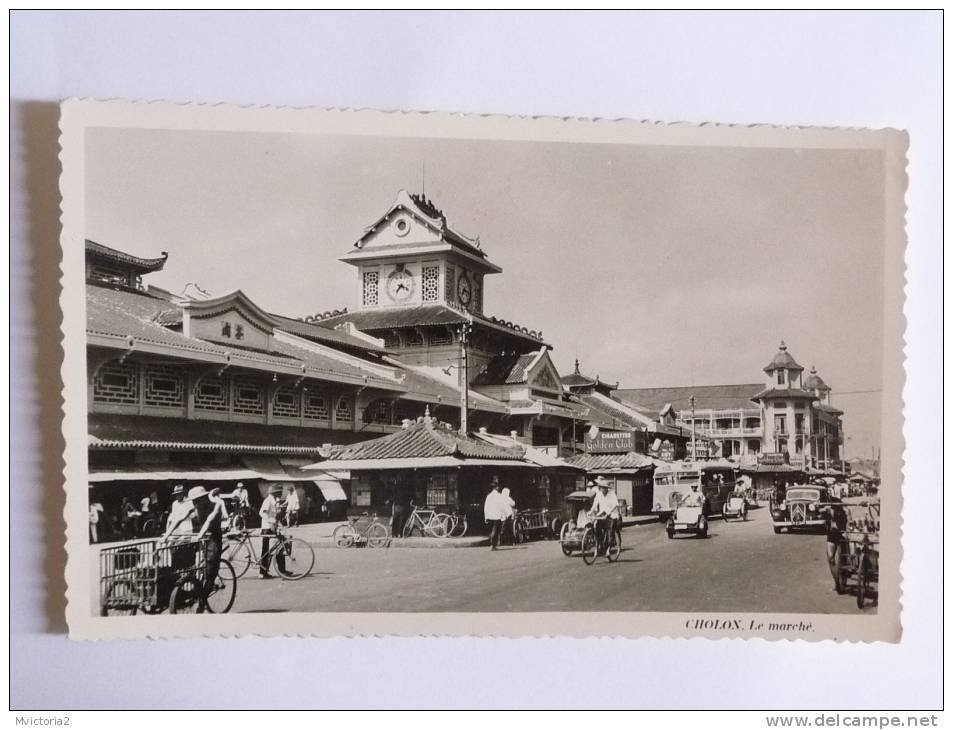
[{"left": 56, "top": 101, "right": 905, "bottom": 642}]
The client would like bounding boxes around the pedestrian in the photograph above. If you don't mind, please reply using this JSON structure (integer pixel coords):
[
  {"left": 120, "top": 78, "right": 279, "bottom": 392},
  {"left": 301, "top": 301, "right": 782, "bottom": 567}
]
[
  {"left": 119, "top": 496, "right": 137, "bottom": 539},
  {"left": 390, "top": 484, "right": 410, "bottom": 538},
  {"left": 165, "top": 484, "right": 192, "bottom": 538},
  {"left": 258, "top": 485, "right": 285, "bottom": 578},
  {"left": 501, "top": 487, "right": 517, "bottom": 544},
  {"left": 285, "top": 486, "right": 300, "bottom": 527},
  {"left": 89, "top": 500, "right": 104, "bottom": 544},
  {"left": 138, "top": 492, "right": 152, "bottom": 535},
  {"left": 184, "top": 486, "right": 225, "bottom": 594},
  {"left": 483, "top": 476, "right": 506, "bottom": 551}
]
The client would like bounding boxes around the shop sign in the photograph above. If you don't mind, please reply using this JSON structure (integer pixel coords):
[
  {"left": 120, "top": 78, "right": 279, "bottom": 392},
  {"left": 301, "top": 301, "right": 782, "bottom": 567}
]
[
  {"left": 658, "top": 441, "right": 675, "bottom": 462},
  {"left": 586, "top": 430, "right": 635, "bottom": 454},
  {"left": 687, "top": 441, "right": 711, "bottom": 459},
  {"left": 759, "top": 452, "right": 787, "bottom": 466}
]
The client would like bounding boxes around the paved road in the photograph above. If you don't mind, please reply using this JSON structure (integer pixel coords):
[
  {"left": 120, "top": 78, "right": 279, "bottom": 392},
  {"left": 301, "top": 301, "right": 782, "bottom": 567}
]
[{"left": 226, "top": 507, "right": 875, "bottom": 615}]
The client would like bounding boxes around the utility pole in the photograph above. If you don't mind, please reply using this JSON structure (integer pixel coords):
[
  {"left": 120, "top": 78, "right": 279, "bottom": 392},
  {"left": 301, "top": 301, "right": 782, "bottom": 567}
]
[
  {"left": 690, "top": 394, "right": 697, "bottom": 462},
  {"left": 459, "top": 323, "right": 471, "bottom": 435}
]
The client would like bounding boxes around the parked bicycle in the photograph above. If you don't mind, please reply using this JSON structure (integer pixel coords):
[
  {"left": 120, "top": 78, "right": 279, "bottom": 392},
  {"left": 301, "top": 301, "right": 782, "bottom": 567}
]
[
  {"left": 222, "top": 526, "right": 315, "bottom": 580},
  {"left": 333, "top": 513, "right": 390, "bottom": 548},
  {"left": 402, "top": 504, "right": 449, "bottom": 538},
  {"left": 100, "top": 537, "right": 236, "bottom": 615},
  {"left": 444, "top": 509, "right": 469, "bottom": 538}
]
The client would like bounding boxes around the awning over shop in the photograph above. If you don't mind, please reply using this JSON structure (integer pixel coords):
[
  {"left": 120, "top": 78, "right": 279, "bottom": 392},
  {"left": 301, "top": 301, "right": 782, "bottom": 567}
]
[{"left": 314, "top": 482, "right": 348, "bottom": 501}]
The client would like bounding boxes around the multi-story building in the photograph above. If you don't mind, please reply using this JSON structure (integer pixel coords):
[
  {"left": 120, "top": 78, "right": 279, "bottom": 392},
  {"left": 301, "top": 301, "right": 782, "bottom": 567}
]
[{"left": 616, "top": 341, "right": 844, "bottom": 470}]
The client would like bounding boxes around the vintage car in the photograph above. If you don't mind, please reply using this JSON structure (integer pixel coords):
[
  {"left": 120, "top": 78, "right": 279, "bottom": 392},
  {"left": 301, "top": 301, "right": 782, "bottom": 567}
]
[
  {"left": 666, "top": 504, "right": 708, "bottom": 539},
  {"left": 770, "top": 484, "right": 830, "bottom": 534}
]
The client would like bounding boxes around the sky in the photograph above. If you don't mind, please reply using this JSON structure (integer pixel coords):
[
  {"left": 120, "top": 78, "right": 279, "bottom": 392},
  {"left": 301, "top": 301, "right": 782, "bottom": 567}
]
[{"left": 85, "top": 127, "right": 886, "bottom": 459}]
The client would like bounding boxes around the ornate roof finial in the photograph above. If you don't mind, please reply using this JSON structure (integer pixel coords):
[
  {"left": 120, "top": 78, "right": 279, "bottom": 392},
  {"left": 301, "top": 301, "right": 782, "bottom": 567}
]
[
  {"left": 779, "top": 340, "right": 787, "bottom": 351},
  {"left": 574, "top": 358, "right": 580, "bottom": 374}
]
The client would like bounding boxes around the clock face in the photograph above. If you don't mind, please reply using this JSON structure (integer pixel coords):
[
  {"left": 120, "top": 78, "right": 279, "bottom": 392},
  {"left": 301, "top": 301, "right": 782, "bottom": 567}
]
[
  {"left": 457, "top": 275, "right": 473, "bottom": 309},
  {"left": 386, "top": 269, "right": 414, "bottom": 302}
]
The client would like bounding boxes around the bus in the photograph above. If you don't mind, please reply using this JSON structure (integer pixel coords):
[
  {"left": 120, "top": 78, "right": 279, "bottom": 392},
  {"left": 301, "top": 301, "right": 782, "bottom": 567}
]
[{"left": 652, "top": 460, "right": 737, "bottom": 518}]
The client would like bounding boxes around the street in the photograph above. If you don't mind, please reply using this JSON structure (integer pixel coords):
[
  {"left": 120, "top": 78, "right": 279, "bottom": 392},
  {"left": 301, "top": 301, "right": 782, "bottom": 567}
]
[{"left": 225, "top": 507, "right": 874, "bottom": 615}]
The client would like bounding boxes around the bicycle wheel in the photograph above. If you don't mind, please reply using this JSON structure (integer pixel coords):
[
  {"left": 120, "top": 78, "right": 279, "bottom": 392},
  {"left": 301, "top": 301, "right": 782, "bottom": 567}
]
[
  {"left": 856, "top": 556, "right": 869, "bottom": 609},
  {"left": 559, "top": 522, "right": 574, "bottom": 556},
  {"left": 222, "top": 538, "right": 252, "bottom": 578},
  {"left": 140, "top": 518, "right": 156, "bottom": 538},
  {"left": 581, "top": 528, "right": 598, "bottom": 566},
  {"left": 274, "top": 537, "right": 315, "bottom": 581},
  {"left": 424, "top": 520, "right": 447, "bottom": 538},
  {"left": 204, "top": 560, "right": 237, "bottom": 614},
  {"left": 402, "top": 519, "right": 420, "bottom": 538},
  {"left": 332, "top": 524, "right": 355, "bottom": 548},
  {"left": 101, "top": 579, "right": 139, "bottom": 617},
  {"left": 449, "top": 515, "right": 468, "bottom": 538},
  {"left": 169, "top": 577, "right": 204, "bottom": 614},
  {"left": 366, "top": 522, "right": 390, "bottom": 548},
  {"left": 607, "top": 529, "right": 622, "bottom": 562},
  {"left": 511, "top": 519, "right": 525, "bottom": 545},
  {"left": 434, "top": 513, "right": 452, "bottom": 538}
]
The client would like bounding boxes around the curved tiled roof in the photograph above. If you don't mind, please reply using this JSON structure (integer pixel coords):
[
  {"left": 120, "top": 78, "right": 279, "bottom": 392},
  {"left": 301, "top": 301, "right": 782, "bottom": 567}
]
[
  {"left": 565, "top": 452, "right": 655, "bottom": 472},
  {"left": 86, "top": 239, "right": 168, "bottom": 272},
  {"left": 763, "top": 340, "right": 803, "bottom": 373},
  {"left": 332, "top": 419, "right": 525, "bottom": 461}
]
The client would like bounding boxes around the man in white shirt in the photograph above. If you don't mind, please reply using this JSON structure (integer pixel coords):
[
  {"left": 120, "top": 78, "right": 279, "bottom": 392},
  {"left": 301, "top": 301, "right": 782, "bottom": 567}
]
[
  {"left": 258, "top": 485, "right": 285, "bottom": 578},
  {"left": 164, "top": 485, "right": 193, "bottom": 538},
  {"left": 680, "top": 483, "right": 706, "bottom": 508},
  {"left": 483, "top": 476, "right": 506, "bottom": 551},
  {"left": 588, "top": 477, "right": 621, "bottom": 555},
  {"left": 285, "top": 486, "right": 300, "bottom": 527}
]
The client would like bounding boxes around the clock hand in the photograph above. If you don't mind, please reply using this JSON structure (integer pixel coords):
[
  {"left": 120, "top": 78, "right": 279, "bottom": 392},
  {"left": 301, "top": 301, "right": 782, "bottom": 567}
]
[{"left": 396, "top": 283, "right": 407, "bottom": 292}]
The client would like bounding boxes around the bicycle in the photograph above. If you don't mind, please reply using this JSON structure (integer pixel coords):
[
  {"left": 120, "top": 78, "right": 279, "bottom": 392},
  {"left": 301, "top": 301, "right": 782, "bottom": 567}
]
[
  {"left": 445, "top": 510, "right": 469, "bottom": 538},
  {"left": 222, "top": 526, "right": 315, "bottom": 580},
  {"left": 401, "top": 505, "right": 449, "bottom": 538},
  {"left": 333, "top": 513, "right": 390, "bottom": 548},
  {"left": 580, "top": 516, "right": 622, "bottom": 566}
]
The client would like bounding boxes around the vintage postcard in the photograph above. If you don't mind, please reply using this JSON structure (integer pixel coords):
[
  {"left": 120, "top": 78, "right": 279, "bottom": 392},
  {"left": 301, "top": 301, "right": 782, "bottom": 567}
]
[{"left": 60, "top": 100, "right": 906, "bottom": 641}]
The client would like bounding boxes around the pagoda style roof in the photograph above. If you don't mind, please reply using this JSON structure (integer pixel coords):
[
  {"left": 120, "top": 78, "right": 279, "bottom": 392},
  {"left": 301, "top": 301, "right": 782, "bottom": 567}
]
[
  {"left": 313, "top": 303, "right": 548, "bottom": 346},
  {"left": 471, "top": 350, "right": 547, "bottom": 387},
  {"left": 815, "top": 402, "right": 844, "bottom": 415},
  {"left": 763, "top": 340, "right": 804, "bottom": 373},
  {"left": 574, "top": 391, "right": 655, "bottom": 429},
  {"left": 86, "top": 283, "right": 403, "bottom": 388},
  {"left": 803, "top": 366, "right": 831, "bottom": 391},
  {"left": 86, "top": 239, "right": 168, "bottom": 273},
  {"left": 565, "top": 451, "right": 655, "bottom": 473},
  {"left": 560, "top": 359, "right": 618, "bottom": 393},
  {"left": 270, "top": 313, "right": 387, "bottom": 354},
  {"left": 323, "top": 418, "right": 526, "bottom": 462}
]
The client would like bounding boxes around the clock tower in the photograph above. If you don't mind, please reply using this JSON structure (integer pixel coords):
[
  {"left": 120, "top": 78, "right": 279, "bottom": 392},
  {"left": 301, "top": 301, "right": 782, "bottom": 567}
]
[{"left": 339, "top": 190, "right": 501, "bottom": 316}]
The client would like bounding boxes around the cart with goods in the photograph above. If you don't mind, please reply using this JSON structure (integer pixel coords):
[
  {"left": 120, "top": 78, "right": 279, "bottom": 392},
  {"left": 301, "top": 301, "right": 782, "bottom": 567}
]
[{"left": 99, "top": 537, "right": 236, "bottom": 616}]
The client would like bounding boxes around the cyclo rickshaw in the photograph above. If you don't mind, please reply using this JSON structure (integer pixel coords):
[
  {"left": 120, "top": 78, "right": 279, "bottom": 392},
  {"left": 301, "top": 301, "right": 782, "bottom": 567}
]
[
  {"left": 558, "top": 491, "right": 621, "bottom": 565},
  {"left": 722, "top": 489, "right": 749, "bottom": 521},
  {"left": 828, "top": 497, "right": 880, "bottom": 609},
  {"left": 99, "top": 536, "right": 236, "bottom": 616}
]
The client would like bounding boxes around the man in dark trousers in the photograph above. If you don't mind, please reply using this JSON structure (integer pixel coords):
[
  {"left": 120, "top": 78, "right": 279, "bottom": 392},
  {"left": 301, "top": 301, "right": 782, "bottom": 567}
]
[
  {"left": 483, "top": 476, "right": 506, "bottom": 550},
  {"left": 390, "top": 483, "right": 410, "bottom": 538}
]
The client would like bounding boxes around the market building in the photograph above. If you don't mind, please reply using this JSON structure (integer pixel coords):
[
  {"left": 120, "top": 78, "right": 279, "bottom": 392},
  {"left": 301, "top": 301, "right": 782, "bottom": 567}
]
[{"left": 308, "top": 191, "right": 588, "bottom": 455}]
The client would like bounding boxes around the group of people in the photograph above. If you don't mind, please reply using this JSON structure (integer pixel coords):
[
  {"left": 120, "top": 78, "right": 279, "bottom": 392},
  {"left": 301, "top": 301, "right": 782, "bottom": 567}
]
[{"left": 483, "top": 474, "right": 623, "bottom": 554}]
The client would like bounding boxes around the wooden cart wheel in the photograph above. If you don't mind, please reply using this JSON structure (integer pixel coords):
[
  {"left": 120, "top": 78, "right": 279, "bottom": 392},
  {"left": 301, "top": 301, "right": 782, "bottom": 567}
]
[{"left": 559, "top": 522, "right": 574, "bottom": 556}]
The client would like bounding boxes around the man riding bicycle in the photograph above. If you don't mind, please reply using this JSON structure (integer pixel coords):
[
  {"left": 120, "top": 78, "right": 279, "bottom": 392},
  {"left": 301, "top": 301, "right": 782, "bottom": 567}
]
[{"left": 588, "top": 477, "right": 621, "bottom": 555}]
